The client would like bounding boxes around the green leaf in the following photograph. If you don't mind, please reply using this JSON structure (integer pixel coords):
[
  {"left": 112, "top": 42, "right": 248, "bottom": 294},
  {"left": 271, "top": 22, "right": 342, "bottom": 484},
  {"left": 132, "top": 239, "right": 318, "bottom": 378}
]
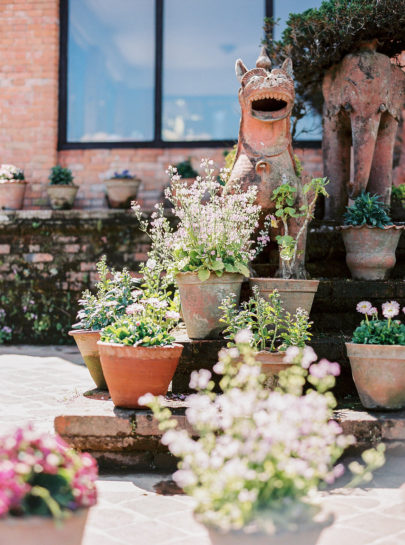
[
  {"left": 198, "top": 268, "right": 211, "bottom": 282},
  {"left": 235, "top": 263, "right": 250, "bottom": 277}
]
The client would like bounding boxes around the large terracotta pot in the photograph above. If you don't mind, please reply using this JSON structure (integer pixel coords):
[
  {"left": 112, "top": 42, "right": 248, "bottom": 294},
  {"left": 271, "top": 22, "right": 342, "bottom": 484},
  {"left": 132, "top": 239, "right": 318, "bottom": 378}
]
[
  {"left": 97, "top": 342, "right": 183, "bottom": 408},
  {"left": 47, "top": 184, "right": 78, "bottom": 210},
  {"left": 105, "top": 178, "right": 141, "bottom": 209},
  {"left": 346, "top": 342, "right": 405, "bottom": 409},
  {"left": 256, "top": 350, "right": 292, "bottom": 388},
  {"left": 68, "top": 330, "right": 107, "bottom": 390},
  {"left": 340, "top": 225, "right": 403, "bottom": 280},
  {"left": 0, "top": 182, "right": 26, "bottom": 210},
  {"left": 176, "top": 272, "right": 244, "bottom": 339},
  {"left": 249, "top": 278, "right": 319, "bottom": 316},
  {"left": 0, "top": 509, "right": 88, "bottom": 545}
]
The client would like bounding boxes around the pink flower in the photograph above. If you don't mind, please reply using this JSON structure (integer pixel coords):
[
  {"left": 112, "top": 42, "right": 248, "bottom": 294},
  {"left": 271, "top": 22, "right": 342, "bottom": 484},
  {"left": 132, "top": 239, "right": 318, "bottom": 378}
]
[
  {"left": 356, "top": 301, "right": 372, "bottom": 315},
  {"left": 310, "top": 359, "right": 340, "bottom": 378},
  {"left": 382, "top": 301, "right": 400, "bottom": 319},
  {"left": 367, "top": 307, "right": 377, "bottom": 316}
]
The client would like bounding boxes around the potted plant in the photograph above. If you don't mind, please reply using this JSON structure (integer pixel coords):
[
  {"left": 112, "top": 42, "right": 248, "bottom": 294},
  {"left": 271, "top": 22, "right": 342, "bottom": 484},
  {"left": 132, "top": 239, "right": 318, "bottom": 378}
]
[
  {"left": 134, "top": 159, "right": 270, "bottom": 339},
  {"left": 346, "top": 300, "right": 405, "bottom": 409},
  {"left": 0, "top": 164, "right": 27, "bottom": 210},
  {"left": 391, "top": 184, "right": 405, "bottom": 222},
  {"left": 142, "top": 337, "right": 385, "bottom": 542},
  {"left": 0, "top": 426, "right": 97, "bottom": 545},
  {"left": 220, "top": 286, "right": 312, "bottom": 385},
  {"left": 105, "top": 169, "right": 141, "bottom": 209},
  {"left": 69, "top": 256, "right": 143, "bottom": 390},
  {"left": 340, "top": 191, "right": 404, "bottom": 279},
  {"left": 251, "top": 176, "right": 328, "bottom": 316},
  {"left": 47, "top": 166, "right": 78, "bottom": 210}
]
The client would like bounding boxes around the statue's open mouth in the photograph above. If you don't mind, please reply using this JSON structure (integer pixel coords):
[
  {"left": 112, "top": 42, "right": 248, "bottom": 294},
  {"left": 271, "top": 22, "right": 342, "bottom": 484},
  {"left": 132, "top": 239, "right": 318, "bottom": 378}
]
[{"left": 249, "top": 93, "right": 290, "bottom": 120}]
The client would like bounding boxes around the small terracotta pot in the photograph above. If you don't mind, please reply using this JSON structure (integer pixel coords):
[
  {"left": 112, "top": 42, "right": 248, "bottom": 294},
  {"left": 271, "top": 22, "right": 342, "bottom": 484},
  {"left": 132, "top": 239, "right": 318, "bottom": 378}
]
[
  {"left": 47, "top": 184, "right": 78, "bottom": 210},
  {"left": 340, "top": 225, "right": 403, "bottom": 280},
  {"left": 346, "top": 342, "right": 405, "bottom": 409},
  {"left": 0, "top": 509, "right": 88, "bottom": 545},
  {"left": 256, "top": 350, "right": 292, "bottom": 388},
  {"left": 105, "top": 178, "right": 141, "bottom": 209},
  {"left": 0, "top": 182, "right": 26, "bottom": 210},
  {"left": 176, "top": 272, "right": 244, "bottom": 339},
  {"left": 68, "top": 330, "right": 107, "bottom": 390},
  {"left": 97, "top": 342, "right": 183, "bottom": 408},
  {"left": 249, "top": 278, "right": 319, "bottom": 316}
]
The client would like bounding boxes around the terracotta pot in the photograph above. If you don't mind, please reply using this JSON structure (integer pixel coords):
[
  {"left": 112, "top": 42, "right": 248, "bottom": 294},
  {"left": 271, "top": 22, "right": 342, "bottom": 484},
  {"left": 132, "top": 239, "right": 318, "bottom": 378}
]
[
  {"left": 68, "top": 330, "right": 107, "bottom": 390},
  {"left": 105, "top": 178, "right": 141, "bottom": 208},
  {"left": 256, "top": 350, "right": 292, "bottom": 388},
  {"left": 346, "top": 342, "right": 405, "bottom": 409},
  {"left": 0, "top": 182, "right": 26, "bottom": 210},
  {"left": 249, "top": 278, "right": 319, "bottom": 316},
  {"left": 176, "top": 272, "right": 244, "bottom": 339},
  {"left": 0, "top": 509, "right": 88, "bottom": 545},
  {"left": 97, "top": 342, "right": 183, "bottom": 408},
  {"left": 340, "top": 225, "right": 403, "bottom": 280},
  {"left": 47, "top": 184, "right": 78, "bottom": 210}
]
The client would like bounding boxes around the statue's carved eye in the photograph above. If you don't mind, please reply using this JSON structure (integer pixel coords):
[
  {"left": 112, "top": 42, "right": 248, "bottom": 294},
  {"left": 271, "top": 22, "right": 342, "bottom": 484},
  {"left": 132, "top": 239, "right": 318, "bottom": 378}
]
[{"left": 379, "top": 103, "right": 387, "bottom": 112}]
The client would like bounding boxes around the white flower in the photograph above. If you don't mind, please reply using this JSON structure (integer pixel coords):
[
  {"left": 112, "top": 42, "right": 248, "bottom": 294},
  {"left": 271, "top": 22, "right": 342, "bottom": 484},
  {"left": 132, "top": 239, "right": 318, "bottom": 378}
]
[
  {"left": 234, "top": 329, "right": 253, "bottom": 345},
  {"left": 382, "top": 301, "right": 400, "bottom": 319},
  {"left": 126, "top": 303, "right": 144, "bottom": 315},
  {"left": 356, "top": 301, "right": 372, "bottom": 314},
  {"left": 284, "top": 346, "right": 300, "bottom": 363},
  {"left": 367, "top": 306, "right": 378, "bottom": 316},
  {"left": 189, "top": 369, "right": 212, "bottom": 390},
  {"left": 146, "top": 258, "right": 157, "bottom": 270},
  {"left": 301, "top": 346, "right": 318, "bottom": 369},
  {"left": 137, "top": 393, "right": 155, "bottom": 406}
]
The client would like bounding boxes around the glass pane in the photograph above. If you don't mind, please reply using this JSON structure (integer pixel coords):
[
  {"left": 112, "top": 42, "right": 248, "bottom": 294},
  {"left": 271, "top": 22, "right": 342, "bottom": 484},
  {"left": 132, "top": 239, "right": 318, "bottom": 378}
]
[
  {"left": 67, "top": 0, "right": 155, "bottom": 142},
  {"left": 162, "top": 0, "right": 265, "bottom": 142},
  {"left": 274, "top": 0, "right": 324, "bottom": 141}
]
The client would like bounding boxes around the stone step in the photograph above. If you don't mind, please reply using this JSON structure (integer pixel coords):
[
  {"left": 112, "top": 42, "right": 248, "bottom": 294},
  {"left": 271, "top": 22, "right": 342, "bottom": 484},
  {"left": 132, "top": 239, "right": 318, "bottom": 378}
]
[{"left": 54, "top": 391, "right": 405, "bottom": 472}]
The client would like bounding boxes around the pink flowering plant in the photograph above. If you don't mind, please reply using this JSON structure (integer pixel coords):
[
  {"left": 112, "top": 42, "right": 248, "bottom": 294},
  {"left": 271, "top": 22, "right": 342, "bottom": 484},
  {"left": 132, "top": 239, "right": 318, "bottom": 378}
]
[
  {"left": 352, "top": 300, "right": 405, "bottom": 345},
  {"left": 0, "top": 427, "right": 97, "bottom": 521},
  {"left": 0, "top": 164, "right": 25, "bottom": 183},
  {"left": 134, "top": 159, "right": 271, "bottom": 282},
  {"left": 140, "top": 335, "right": 384, "bottom": 533}
]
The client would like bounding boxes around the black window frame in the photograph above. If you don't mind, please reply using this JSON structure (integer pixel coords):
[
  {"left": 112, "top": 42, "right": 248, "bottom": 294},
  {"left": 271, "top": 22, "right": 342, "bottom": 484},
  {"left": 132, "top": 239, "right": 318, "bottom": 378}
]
[{"left": 58, "top": 0, "right": 320, "bottom": 150}]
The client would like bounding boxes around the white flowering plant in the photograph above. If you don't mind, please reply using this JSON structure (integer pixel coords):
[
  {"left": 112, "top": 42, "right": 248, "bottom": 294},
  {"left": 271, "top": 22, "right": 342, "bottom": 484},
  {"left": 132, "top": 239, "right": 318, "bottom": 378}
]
[
  {"left": 219, "top": 286, "right": 312, "bottom": 352},
  {"left": 0, "top": 164, "right": 25, "bottom": 183},
  {"left": 352, "top": 300, "right": 405, "bottom": 345},
  {"left": 162, "top": 159, "right": 271, "bottom": 281},
  {"left": 141, "top": 336, "right": 385, "bottom": 534}
]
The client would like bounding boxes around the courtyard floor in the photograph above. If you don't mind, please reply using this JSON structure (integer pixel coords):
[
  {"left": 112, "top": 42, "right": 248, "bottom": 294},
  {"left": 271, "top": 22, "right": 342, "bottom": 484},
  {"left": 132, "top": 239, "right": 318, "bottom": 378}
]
[{"left": 0, "top": 345, "right": 404, "bottom": 545}]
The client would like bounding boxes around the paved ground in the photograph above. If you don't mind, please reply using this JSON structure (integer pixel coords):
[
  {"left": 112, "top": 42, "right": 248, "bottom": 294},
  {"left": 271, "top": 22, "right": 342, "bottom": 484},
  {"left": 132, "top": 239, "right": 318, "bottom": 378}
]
[{"left": 0, "top": 346, "right": 404, "bottom": 544}]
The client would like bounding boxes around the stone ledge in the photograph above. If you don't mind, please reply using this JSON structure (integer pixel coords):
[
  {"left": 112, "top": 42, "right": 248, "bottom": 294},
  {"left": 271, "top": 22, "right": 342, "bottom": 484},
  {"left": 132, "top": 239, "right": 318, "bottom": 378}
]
[{"left": 54, "top": 392, "right": 405, "bottom": 471}]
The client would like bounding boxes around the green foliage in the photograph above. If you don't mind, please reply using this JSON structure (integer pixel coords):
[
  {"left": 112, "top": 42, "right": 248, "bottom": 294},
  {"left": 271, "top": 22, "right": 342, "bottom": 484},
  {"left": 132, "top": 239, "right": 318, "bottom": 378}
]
[
  {"left": 344, "top": 191, "right": 392, "bottom": 227},
  {"left": 48, "top": 165, "right": 74, "bottom": 186},
  {"left": 352, "top": 319, "right": 405, "bottom": 345},
  {"left": 220, "top": 286, "right": 312, "bottom": 352},
  {"left": 223, "top": 145, "right": 237, "bottom": 171},
  {"left": 174, "top": 159, "right": 198, "bottom": 179},
  {"left": 263, "top": 0, "right": 405, "bottom": 116},
  {"left": 22, "top": 474, "right": 74, "bottom": 517},
  {"left": 391, "top": 184, "right": 405, "bottom": 205},
  {"left": 100, "top": 317, "right": 175, "bottom": 347}
]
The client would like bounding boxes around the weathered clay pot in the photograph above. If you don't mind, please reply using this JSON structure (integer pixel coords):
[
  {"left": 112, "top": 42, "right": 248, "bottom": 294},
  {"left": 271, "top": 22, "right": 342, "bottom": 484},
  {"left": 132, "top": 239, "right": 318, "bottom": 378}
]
[
  {"left": 346, "top": 342, "right": 405, "bottom": 409},
  {"left": 105, "top": 178, "right": 141, "bottom": 209},
  {"left": 0, "top": 509, "right": 88, "bottom": 545},
  {"left": 249, "top": 278, "right": 319, "bottom": 316},
  {"left": 256, "top": 350, "right": 292, "bottom": 388},
  {"left": 47, "top": 184, "right": 78, "bottom": 210},
  {"left": 68, "top": 330, "right": 107, "bottom": 390},
  {"left": 176, "top": 272, "right": 244, "bottom": 339},
  {"left": 0, "top": 182, "right": 26, "bottom": 210},
  {"left": 340, "top": 225, "right": 403, "bottom": 280},
  {"left": 97, "top": 342, "right": 183, "bottom": 408}
]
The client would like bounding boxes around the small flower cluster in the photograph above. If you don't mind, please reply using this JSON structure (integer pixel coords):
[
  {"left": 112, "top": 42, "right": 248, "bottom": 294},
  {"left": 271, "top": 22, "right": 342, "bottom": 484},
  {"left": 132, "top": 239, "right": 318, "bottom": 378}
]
[
  {"left": 141, "top": 339, "right": 384, "bottom": 533},
  {"left": 0, "top": 308, "right": 12, "bottom": 344},
  {"left": 0, "top": 164, "right": 25, "bottom": 183},
  {"left": 353, "top": 300, "right": 405, "bottom": 345},
  {"left": 0, "top": 427, "right": 97, "bottom": 520},
  {"left": 112, "top": 169, "right": 135, "bottom": 180}
]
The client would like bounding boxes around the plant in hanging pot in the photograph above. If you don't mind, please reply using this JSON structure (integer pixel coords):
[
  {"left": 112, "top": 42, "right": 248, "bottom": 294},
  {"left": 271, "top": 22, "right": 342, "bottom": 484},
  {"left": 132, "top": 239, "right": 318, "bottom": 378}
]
[
  {"left": 251, "top": 176, "right": 329, "bottom": 316},
  {"left": 69, "top": 256, "right": 143, "bottom": 390},
  {"left": 219, "top": 286, "right": 312, "bottom": 386},
  {"left": 105, "top": 169, "right": 141, "bottom": 209},
  {"left": 142, "top": 337, "right": 385, "bottom": 543},
  {"left": 0, "top": 164, "right": 27, "bottom": 210},
  {"left": 134, "top": 159, "right": 270, "bottom": 339},
  {"left": 340, "top": 191, "right": 404, "bottom": 280},
  {"left": 346, "top": 300, "right": 405, "bottom": 409},
  {"left": 0, "top": 426, "right": 97, "bottom": 545},
  {"left": 47, "top": 166, "right": 78, "bottom": 210}
]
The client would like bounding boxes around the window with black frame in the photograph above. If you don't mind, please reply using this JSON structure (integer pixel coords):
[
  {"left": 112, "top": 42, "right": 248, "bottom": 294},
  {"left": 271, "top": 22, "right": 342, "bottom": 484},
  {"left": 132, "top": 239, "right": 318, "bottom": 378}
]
[{"left": 59, "top": 0, "right": 322, "bottom": 148}]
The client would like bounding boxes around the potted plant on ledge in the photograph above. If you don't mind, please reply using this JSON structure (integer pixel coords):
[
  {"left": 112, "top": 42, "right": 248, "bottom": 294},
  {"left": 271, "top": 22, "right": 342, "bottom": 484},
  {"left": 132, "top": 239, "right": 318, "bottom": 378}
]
[
  {"left": 346, "top": 300, "right": 405, "bottom": 409},
  {"left": 47, "top": 166, "right": 78, "bottom": 210},
  {"left": 0, "top": 164, "right": 27, "bottom": 210},
  {"left": 251, "top": 176, "right": 328, "bottom": 316},
  {"left": 0, "top": 426, "right": 97, "bottom": 545},
  {"left": 340, "top": 192, "right": 404, "bottom": 279},
  {"left": 105, "top": 169, "right": 141, "bottom": 209}
]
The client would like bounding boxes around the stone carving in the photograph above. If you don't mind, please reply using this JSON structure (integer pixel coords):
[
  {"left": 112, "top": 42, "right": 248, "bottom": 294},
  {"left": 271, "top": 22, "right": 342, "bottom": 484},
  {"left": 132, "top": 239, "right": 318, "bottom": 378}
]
[
  {"left": 323, "top": 40, "right": 405, "bottom": 220},
  {"left": 229, "top": 47, "right": 307, "bottom": 278}
]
